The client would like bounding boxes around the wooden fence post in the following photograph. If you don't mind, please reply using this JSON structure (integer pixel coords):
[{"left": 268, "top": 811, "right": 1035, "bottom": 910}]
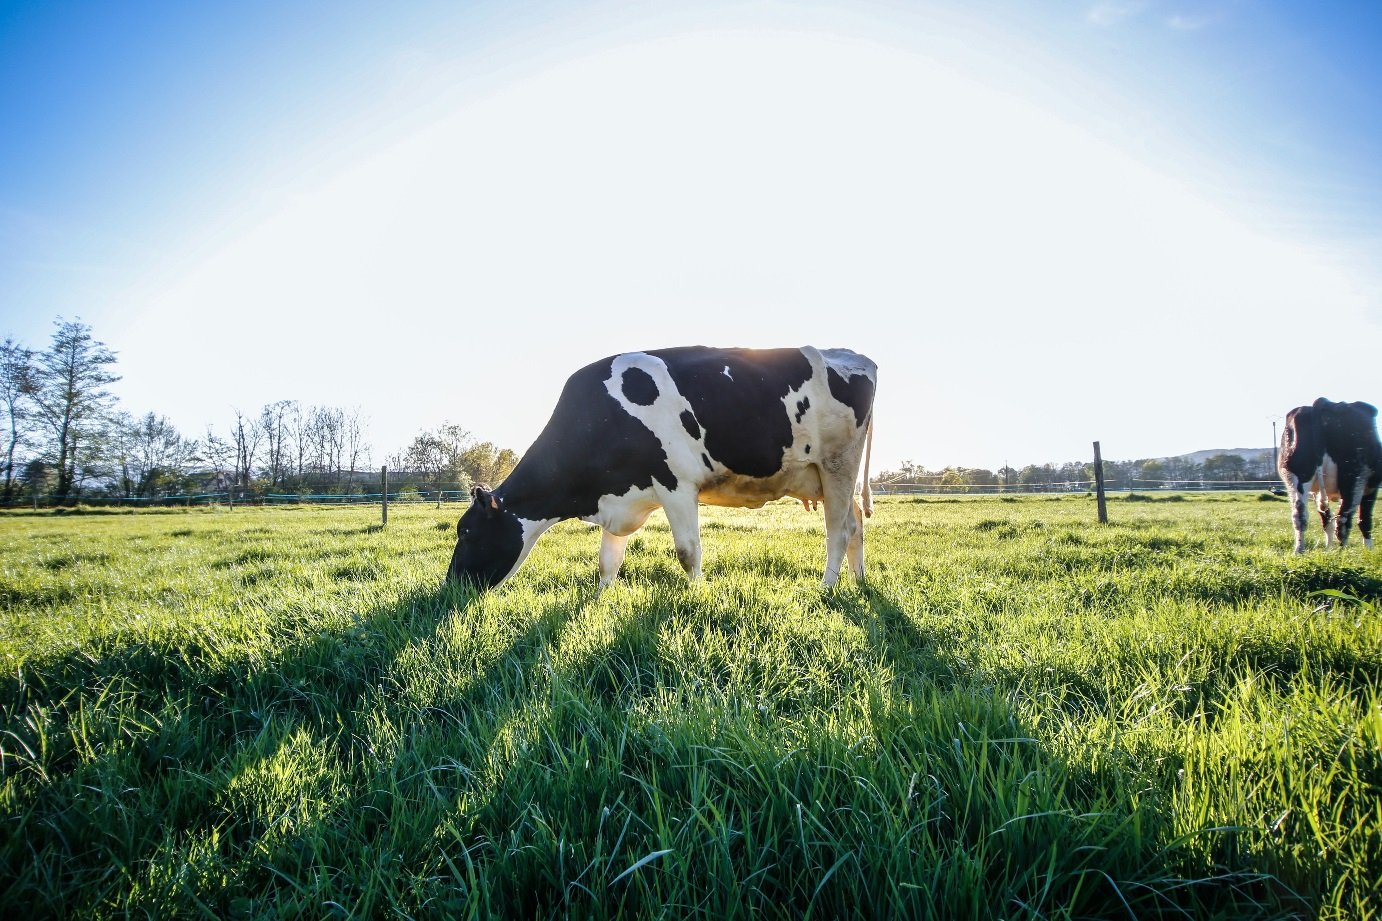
[
  {"left": 1093, "top": 441, "right": 1108, "bottom": 524},
  {"left": 381, "top": 466, "right": 388, "bottom": 527}
]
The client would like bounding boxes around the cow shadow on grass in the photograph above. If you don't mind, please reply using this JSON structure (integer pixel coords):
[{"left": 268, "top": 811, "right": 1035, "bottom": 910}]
[
  {"left": 1, "top": 574, "right": 582, "bottom": 914},
  {"left": 331, "top": 573, "right": 1316, "bottom": 920}
]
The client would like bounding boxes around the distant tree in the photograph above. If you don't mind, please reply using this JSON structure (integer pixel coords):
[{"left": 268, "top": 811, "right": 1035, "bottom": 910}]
[
  {"left": 966, "top": 468, "right": 998, "bottom": 488},
  {"left": 1056, "top": 462, "right": 1090, "bottom": 486},
  {"left": 105, "top": 410, "right": 139, "bottom": 497},
  {"left": 1202, "top": 453, "right": 1247, "bottom": 483},
  {"left": 1136, "top": 458, "right": 1167, "bottom": 486},
  {"left": 1165, "top": 455, "right": 1202, "bottom": 483},
  {"left": 303, "top": 405, "right": 347, "bottom": 483},
  {"left": 1017, "top": 464, "right": 1054, "bottom": 488},
  {"left": 230, "top": 408, "right": 263, "bottom": 489},
  {"left": 20, "top": 459, "right": 54, "bottom": 502},
  {"left": 1, "top": 337, "right": 36, "bottom": 501},
  {"left": 30, "top": 320, "right": 120, "bottom": 501},
  {"left": 402, "top": 431, "right": 448, "bottom": 504},
  {"left": 258, "top": 401, "right": 292, "bottom": 487},
  {"left": 1101, "top": 459, "right": 1134, "bottom": 490},
  {"left": 287, "top": 400, "right": 307, "bottom": 479},
  {"left": 201, "top": 427, "right": 235, "bottom": 490},
  {"left": 396, "top": 423, "right": 489, "bottom": 504},
  {"left": 458, "top": 440, "right": 518, "bottom": 487},
  {"left": 939, "top": 467, "right": 968, "bottom": 491},
  {"left": 128, "top": 412, "right": 195, "bottom": 497},
  {"left": 343, "top": 406, "right": 369, "bottom": 482},
  {"left": 495, "top": 447, "right": 519, "bottom": 482}
]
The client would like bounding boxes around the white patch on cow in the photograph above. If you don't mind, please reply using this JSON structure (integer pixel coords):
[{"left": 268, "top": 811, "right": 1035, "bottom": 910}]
[
  {"left": 582, "top": 482, "right": 660, "bottom": 536},
  {"left": 503, "top": 515, "right": 559, "bottom": 583},
  {"left": 1319, "top": 455, "right": 1340, "bottom": 500},
  {"left": 604, "top": 353, "right": 708, "bottom": 493},
  {"left": 722, "top": 365, "right": 733, "bottom": 380},
  {"left": 1312, "top": 455, "right": 1340, "bottom": 547}
]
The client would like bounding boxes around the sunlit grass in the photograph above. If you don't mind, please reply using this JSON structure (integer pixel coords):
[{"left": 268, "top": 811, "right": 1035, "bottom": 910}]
[{"left": 1, "top": 496, "right": 1378, "bottom": 918}]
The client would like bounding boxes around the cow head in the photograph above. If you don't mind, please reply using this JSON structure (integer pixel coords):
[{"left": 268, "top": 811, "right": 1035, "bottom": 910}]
[{"left": 446, "top": 486, "right": 524, "bottom": 590}]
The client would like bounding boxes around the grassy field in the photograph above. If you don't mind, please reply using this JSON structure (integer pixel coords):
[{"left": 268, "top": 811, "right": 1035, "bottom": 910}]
[{"left": 1, "top": 494, "right": 1379, "bottom": 919}]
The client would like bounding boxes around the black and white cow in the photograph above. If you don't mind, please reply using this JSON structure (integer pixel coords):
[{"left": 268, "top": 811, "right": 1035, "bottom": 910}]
[
  {"left": 1278, "top": 397, "right": 1380, "bottom": 553},
  {"left": 447, "top": 346, "right": 877, "bottom": 590}
]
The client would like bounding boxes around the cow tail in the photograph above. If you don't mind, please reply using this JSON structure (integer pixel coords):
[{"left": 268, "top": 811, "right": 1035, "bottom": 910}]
[{"left": 861, "top": 412, "right": 874, "bottom": 519}]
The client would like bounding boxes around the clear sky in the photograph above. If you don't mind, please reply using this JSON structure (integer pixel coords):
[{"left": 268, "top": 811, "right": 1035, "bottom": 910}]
[{"left": 3, "top": 0, "right": 1380, "bottom": 472}]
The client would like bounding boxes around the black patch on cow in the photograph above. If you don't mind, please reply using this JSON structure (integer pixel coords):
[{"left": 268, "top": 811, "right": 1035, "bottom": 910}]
[
  {"left": 795, "top": 397, "right": 810, "bottom": 423},
  {"left": 805, "top": 444, "right": 810, "bottom": 454},
  {"left": 681, "top": 410, "right": 701, "bottom": 440},
  {"left": 827, "top": 368, "right": 875, "bottom": 428},
  {"left": 657, "top": 346, "right": 813, "bottom": 478},
  {"left": 622, "top": 367, "right": 659, "bottom": 406},
  {"left": 702, "top": 453, "right": 713, "bottom": 471},
  {"left": 495, "top": 357, "right": 678, "bottom": 522}
]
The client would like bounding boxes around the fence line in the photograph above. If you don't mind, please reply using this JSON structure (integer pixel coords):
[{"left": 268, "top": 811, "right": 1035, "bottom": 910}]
[
  {"left": 873, "top": 478, "right": 1282, "bottom": 495},
  {"left": 1, "top": 489, "right": 474, "bottom": 509},
  {"left": 3, "top": 478, "right": 1288, "bottom": 509}
]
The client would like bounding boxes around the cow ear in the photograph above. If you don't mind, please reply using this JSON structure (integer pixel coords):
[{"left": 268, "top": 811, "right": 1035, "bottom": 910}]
[{"left": 471, "top": 485, "right": 503, "bottom": 515}]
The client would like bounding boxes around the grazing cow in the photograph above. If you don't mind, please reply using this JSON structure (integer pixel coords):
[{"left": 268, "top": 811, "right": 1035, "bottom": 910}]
[
  {"left": 447, "top": 346, "right": 877, "bottom": 590},
  {"left": 1278, "top": 398, "right": 1380, "bottom": 553}
]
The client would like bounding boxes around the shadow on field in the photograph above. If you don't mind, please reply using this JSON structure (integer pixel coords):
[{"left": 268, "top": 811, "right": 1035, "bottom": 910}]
[
  {"left": 825, "top": 584, "right": 959, "bottom": 686},
  {"left": 0, "top": 576, "right": 500, "bottom": 911}
]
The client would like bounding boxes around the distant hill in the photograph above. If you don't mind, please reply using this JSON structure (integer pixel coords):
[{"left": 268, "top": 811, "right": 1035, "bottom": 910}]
[{"left": 1172, "top": 448, "right": 1273, "bottom": 466}]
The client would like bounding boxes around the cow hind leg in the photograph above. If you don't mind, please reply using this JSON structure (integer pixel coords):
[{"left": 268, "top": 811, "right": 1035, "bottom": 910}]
[
  {"left": 844, "top": 498, "right": 866, "bottom": 582},
  {"left": 660, "top": 492, "right": 702, "bottom": 581},
  {"left": 1334, "top": 478, "right": 1364, "bottom": 549},
  {"left": 1286, "top": 476, "right": 1310, "bottom": 553},
  {"left": 821, "top": 473, "right": 862, "bottom": 588},
  {"left": 599, "top": 530, "right": 630, "bottom": 588}
]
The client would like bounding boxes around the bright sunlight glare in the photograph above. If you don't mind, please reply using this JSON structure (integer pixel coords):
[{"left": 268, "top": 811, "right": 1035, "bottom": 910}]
[{"left": 110, "top": 26, "right": 1372, "bottom": 469}]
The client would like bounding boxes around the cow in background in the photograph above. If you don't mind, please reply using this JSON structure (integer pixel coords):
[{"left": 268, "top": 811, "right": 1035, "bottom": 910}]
[{"left": 1278, "top": 398, "right": 1380, "bottom": 553}]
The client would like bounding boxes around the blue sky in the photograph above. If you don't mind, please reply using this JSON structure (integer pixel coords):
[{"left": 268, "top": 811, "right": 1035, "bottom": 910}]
[{"left": 2, "top": 1, "right": 1379, "bottom": 470}]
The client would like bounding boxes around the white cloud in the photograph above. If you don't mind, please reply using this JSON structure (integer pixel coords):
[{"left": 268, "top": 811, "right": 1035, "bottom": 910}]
[{"left": 1086, "top": 2, "right": 1148, "bottom": 26}]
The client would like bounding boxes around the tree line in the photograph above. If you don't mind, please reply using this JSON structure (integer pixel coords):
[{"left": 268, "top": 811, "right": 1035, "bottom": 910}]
[
  {"left": 874, "top": 451, "right": 1277, "bottom": 493},
  {"left": 4, "top": 318, "right": 1276, "bottom": 505},
  {"left": 1, "top": 319, "right": 519, "bottom": 504}
]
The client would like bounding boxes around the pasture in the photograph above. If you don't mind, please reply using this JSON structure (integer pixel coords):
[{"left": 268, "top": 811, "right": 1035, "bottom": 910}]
[{"left": 1, "top": 495, "right": 1379, "bottom": 919}]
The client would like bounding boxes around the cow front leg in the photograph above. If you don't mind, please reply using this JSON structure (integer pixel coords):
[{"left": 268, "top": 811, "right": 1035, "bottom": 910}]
[
  {"left": 599, "top": 530, "right": 629, "bottom": 588},
  {"left": 660, "top": 493, "right": 702, "bottom": 580},
  {"left": 1359, "top": 488, "right": 1376, "bottom": 550},
  {"left": 1287, "top": 479, "right": 1310, "bottom": 553}
]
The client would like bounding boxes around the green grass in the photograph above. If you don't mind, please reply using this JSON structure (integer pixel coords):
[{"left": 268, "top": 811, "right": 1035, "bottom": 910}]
[{"left": 1, "top": 495, "right": 1379, "bottom": 919}]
